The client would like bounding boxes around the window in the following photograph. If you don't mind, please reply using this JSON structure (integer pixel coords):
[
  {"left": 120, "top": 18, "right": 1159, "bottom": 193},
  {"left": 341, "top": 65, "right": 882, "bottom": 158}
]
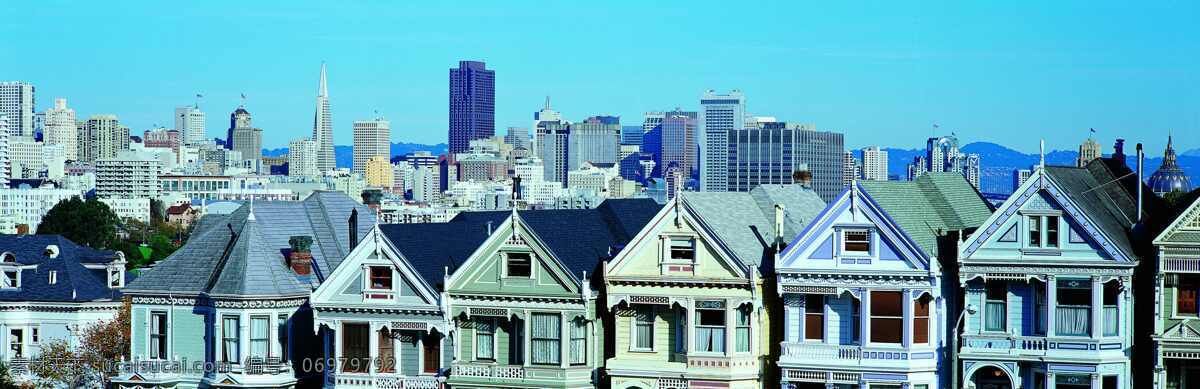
[
  {"left": 633, "top": 306, "right": 654, "bottom": 350},
  {"left": 150, "top": 312, "right": 168, "bottom": 360},
  {"left": 1102, "top": 376, "right": 1117, "bottom": 389},
  {"left": 870, "top": 291, "right": 903, "bottom": 343},
  {"left": 695, "top": 303, "right": 726, "bottom": 353},
  {"left": 805, "top": 294, "right": 824, "bottom": 341},
  {"left": 985, "top": 281, "right": 1007, "bottom": 332},
  {"left": 48, "top": 271, "right": 56, "bottom": 285},
  {"left": 843, "top": 230, "right": 870, "bottom": 253},
  {"left": 3, "top": 270, "right": 19, "bottom": 288},
  {"left": 423, "top": 333, "right": 440, "bottom": 373},
  {"left": 851, "top": 299, "right": 861, "bottom": 343},
  {"left": 277, "top": 314, "right": 289, "bottom": 360},
  {"left": 30, "top": 328, "right": 38, "bottom": 345},
  {"left": 506, "top": 253, "right": 532, "bottom": 277},
  {"left": 369, "top": 266, "right": 392, "bottom": 290},
  {"left": 475, "top": 319, "right": 495, "bottom": 361},
  {"left": 673, "top": 307, "right": 687, "bottom": 353},
  {"left": 913, "top": 296, "right": 930, "bottom": 344},
  {"left": 1178, "top": 276, "right": 1198, "bottom": 316},
  {"left": 1103, "top": 282, "right": 1120, "bottom": 337},
  {"left": 1046, "top": 216, "right": 1060, "bottom": 247},
  {"left": 569, "top": 319, "right": 586, "bottom": 365},
  {"left": 9, "top": 329, "right": 23, "bottom": 359},
  {"left": 669, "top": 238, "right": 695, "bottom": 260},
  {"left": 735, "top": 305, "right": 751, "bottom": 352},
  {"left": 378, "top": 328, "right": 395, "bottom": 373},
  {"left": 341, "top": 323, "right": 369, "bottom": 373},
  {"left": 1028, "top": 215, "right": 1042, "bottom": 246},
  {"left": 110, "top": 268, "right": 122, "bottom": 287},
  {"left": 531, "top": 313, "right": 561, "bottom": 365},
  {"left": 1057, "top": 279, "right": 1092, "bottom": 337},
  {"left": 250, "top": 316, "right": 269, "bottom": 359},
  {"left": 222, "top": 316, "right": 240, "bottom": 363},
  {"left": 1035, "top": 283, "right": 1047, "bottom": 335}
]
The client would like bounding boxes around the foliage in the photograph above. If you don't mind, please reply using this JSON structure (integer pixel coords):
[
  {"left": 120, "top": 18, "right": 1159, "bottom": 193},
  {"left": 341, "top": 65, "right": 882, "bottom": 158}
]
[
  {"left": 36, "top": 197, "right": 120, "bottom": 249},
  {"left": 0, "top": 362, "right": 16, "bottom": 389},
  {"left": 29, "top": 339, "right": 86, "bottom": 388},
  {"left": 80, "top": 298, "right": 132, "bottom": 369}
]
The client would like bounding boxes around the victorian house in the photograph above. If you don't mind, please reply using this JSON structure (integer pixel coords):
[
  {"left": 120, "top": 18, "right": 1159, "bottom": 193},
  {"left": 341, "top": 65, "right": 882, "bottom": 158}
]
[
  {"left": 0, "top": 235, "right": 128, "bottom": 378},
  {"left": 442, "top": 199, "right": 660, "bottom": 389},
  {"left": 310, "top": 220, "right": 490, "bottom": 388},
  {"left": 603, "top": 185, "right": 824, "bottom": 389},
  {"left": 957, "top": 159, "right": 1153, "bottom": 389},
  {"left": 1153, "top": 195, "right": 1200, "bottom": 389},
  {"left": 776, "top": 173, "right": 992, "bottom": 389},
  {"left": 112, "top": 191, "right": 374, "bottom": 389}
]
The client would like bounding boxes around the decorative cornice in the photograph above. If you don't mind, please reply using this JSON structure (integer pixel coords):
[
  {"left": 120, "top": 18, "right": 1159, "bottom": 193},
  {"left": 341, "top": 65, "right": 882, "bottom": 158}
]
[
  {"left": 130, "top": 295, "right": 309, "bottom": 309},
  {"left": 778, "top": 272, "right": 933, "bottom": 288},
  {"left": 0, "top": 302, "right": 123, "bottom": 312}
]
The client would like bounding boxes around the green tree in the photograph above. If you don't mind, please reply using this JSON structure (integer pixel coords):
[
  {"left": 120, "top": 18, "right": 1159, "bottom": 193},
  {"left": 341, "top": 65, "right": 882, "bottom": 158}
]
[{"left": 37, "top": 197, "right": 120, "bottom": 249}]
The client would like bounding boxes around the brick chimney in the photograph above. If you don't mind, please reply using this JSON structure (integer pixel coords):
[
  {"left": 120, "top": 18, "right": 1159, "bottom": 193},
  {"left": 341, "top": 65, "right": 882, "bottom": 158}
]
[
  {"left": 287, "top": 235, "right": 314, "bottom": 275},
  {"left": 361, "top": 189, "right": 383, "bottom": 213}
]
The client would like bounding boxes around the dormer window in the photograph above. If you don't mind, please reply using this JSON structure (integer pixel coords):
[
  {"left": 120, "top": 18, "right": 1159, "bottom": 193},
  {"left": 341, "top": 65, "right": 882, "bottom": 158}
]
[
  {"left": 669, "top": 238, "right": 696, "bottom": 261},
  {"left": 108, "top": 268, "right": 123, "bottom": 288},
  {"left": 2, "top": 270, "right": 19, "bottom": 289},
  {"left": 368, "top": 266, "right": 393, "bottom": 290},
  {"left": 843, "top": 230, "right": 871, "bottom": 254},
  {"left": 1, "top": 253, "right": 14, "bottom": 263},
  {"left": 506, "top": 252, "right": 532, "bottom": 278},
  {"left": 48, "top": 271, "right": 57, "bottom": 285}
]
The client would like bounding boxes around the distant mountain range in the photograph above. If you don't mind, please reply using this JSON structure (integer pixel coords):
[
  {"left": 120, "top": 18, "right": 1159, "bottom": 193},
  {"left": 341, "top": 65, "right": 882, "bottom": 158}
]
[
  {"left": 262, "top": 142, "right": 448, "bottom": 168},
  {"left": 860, "top": 141, "right": 1198, "bottom": 195}
]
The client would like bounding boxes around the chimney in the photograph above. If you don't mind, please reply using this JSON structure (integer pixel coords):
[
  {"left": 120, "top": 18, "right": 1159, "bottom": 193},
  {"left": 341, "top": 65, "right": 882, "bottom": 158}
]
[
  {"left": 287, "top": 235, "right": 314, "bottom": 275},
  {"left": 1136, "top": 143, "right": 1144, "bottom": 225},
  {"left": 361, "top": 189, "right": 383, "bottom": 213},
  {"left": 774, "top": 204, "right": 785, "bottom": 250},
  {"left": 348, "top": 208, "right": 359, "bottom": 248},
  {"left": 1113, "top": 139, "right": 1127, "bottom": 166},
  {"left": 793, "top": 164, "right": 813, "bottom": 189}
]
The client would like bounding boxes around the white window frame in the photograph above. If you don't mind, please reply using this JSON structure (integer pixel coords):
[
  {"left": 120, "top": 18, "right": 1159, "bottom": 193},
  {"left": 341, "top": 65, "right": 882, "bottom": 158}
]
[
  {"left": 364, "top": 265, "right": 395, "bottom": 292},
  {"left": 734, "top": 305, "right": 752, "bottom": 353},
  {"left": 503, "top": 252, "right": 534, "bottom": 279},
  {"left": 108, "top": 266, "right": 124, "bottom": 288},
  {"left": 629, "top": 305, "right": 655, "bottom": 352},
  {"left": 2, "top": 269, "right": 21, "bottom": 289},
  {"left": 474, "top": 317, "right": 497, "bottom": 361},
  {"left": 148, "top": 310, "right": 169, "bottom": 360},
  {"left": 841, "top": 229, "right": 872, "bottom": 255},
  {"left": 248, "top": 315, "right": 271, "bottom": 360},
  {"left": 221, "top": 314, "right": 241, "bottom": 364},
  {"left": 694, "top": 302, "right": 727, "bottom": 354}
]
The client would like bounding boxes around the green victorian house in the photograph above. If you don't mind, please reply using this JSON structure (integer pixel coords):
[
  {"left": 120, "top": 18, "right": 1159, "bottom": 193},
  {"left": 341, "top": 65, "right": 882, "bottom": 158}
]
[
  {"left": 442, "top": 199, "right": 660, "bottom": 389},
  {"left": 602, "top": 185, "right": 824, "bottom": 389},
  {"left": 1153, "top": 195, "right": 1200, "bottom": 389}
]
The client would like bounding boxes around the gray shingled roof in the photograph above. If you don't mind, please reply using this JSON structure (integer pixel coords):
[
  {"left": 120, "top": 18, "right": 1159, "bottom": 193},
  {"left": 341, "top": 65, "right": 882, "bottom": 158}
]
[
  {"left": 858, "top": 173, "right": 994, "bottom": 258},
  {"left": 1044, "top": 159, "right": 1154, "bottom": 260},
  {"left": 682, "top": 184, "right": 827, "bottom": 267},
  {"left": 125, "top": 191, "right": 375, "bottom": 297}
]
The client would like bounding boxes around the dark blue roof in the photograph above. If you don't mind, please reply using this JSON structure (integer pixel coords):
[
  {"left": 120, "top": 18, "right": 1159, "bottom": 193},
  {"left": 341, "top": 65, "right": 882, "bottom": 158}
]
[
  {"left": 379, "top": 221, "right": 493, "bottom": 290},
  {"left": 0, "top": 235, "right": 123, "bottom": 302}
]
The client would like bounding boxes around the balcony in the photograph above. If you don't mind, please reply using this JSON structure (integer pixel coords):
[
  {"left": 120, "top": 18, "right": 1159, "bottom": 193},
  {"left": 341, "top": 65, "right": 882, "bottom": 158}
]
[
  {"left": 960, "top": 333, "right": 1126, "bottom": 359},
  {"left": 452, "top": 363, "right": 526, "bottom": 380},
  {"left": 449, "top": 362, "right": 593, "bottom": 386},
  {"left": 334, "top": 374, "right": 440, "bottom": 389},
  {"left": 778, "top": 342, "right": 937, "bottom": 370}
]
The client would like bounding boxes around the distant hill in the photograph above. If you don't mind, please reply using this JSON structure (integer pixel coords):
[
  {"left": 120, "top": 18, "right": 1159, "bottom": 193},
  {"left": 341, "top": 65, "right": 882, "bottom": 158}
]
[
  {"left": 262, "top": 142, "right": 448, "bottom": 168},
  {"left": 858, "top": 141, "right": 1198, "bottom": 195}
]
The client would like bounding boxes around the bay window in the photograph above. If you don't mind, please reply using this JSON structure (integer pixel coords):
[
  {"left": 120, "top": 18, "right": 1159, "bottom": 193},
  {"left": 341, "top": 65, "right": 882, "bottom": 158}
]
[
  {"left": 735, "top": 305, "right": 751, "bottom": 352},
  {"left": 1177, "top": 275, "right": 1199, "bottom": 316},
  {"left": 150, "top": 312, "right": 168, "bottom": 360},
  {"left": 249, "top": 316, "right": 269, "bottom": 359},
  {"left": 423, "top": 333, "right": 441, "bottom": 373},
  {"left": 1056, "top": 279, "right": 1091, "bottom": 337},
  {"left": 222, "top": 316, "right": 240, "bottom": 363},
  {"left": 569, "top": 318, "right": 586, "bottom": 365},
  {"left": 913, "top": 295, "right": 930, "bottom": 344},
  {"left": 805, "top": 294, "right": 824, "bottom": 341},
  {"left": 633, "top": 306, "right": 654, "bottom": 350},
  {"left": 870, "top": 291, "right": 902, "bottom": 343},
  {"left": 1103, "top": 281, "right": 1119, "bottom": 336},
  {"left": 378, "top": 328, "right": 395, "bottom": 373},
  {"left": 475, "top": 319, "right": 495, "bottom": 361},
  {"left": 341, "top": 323, "right": 369, "bottom": 373},
  {"left": 531, "top": 313, "right": 561, "bottom": 365},
  {"left": 985, "top": 281, "right": 1007, "bottom": 332},
  {"left": 695, "top": 302, "right": 726, "bottom": 353}
]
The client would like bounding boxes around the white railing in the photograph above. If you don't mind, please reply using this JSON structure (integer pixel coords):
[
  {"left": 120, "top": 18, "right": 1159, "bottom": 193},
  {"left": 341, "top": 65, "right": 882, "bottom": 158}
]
[
  {"left": 1166, "top": 258, "right": 1200, "bottom": 273},
  {"left": 334, "top": 374, "right": 439, "bottom": 389},
  {"left": 781, "top": 342, "right": 863, "bottom": 362},
  {"left": 452, "top": 363, "right": 525, "bottom": 380}
]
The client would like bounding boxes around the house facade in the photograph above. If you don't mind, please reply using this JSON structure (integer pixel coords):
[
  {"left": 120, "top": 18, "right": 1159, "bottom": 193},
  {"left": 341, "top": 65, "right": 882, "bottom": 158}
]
[
  {"left": 0, "top": 235, "right": 127, "bottom": 379},
  {"left": 957, "top": 161, "right": 1147, "bottom": 389},
  {"left": 776, "top": 173, "right": 992, "bottom": 389},
  {"left": 604, "top": 185, "right": 825, "bottom": 389},
  {"left": 1153, "top": 196, "right": 1200, "bottom": 389},
  {"left": 443, "top": 199, "right": 660, "bottom": 389},
  {"left": 112, "top": 191, "right": 374, "bottom": 389}
]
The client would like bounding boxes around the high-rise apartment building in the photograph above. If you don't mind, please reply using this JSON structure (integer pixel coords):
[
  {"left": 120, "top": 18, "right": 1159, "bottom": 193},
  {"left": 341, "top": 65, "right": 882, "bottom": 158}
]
[
  {"left": 175, "top": 105, "right": 206, "bottom": 145},
  {"left": 313, "top": 63, "right": 335, "bottom": 173},
  {"left": 0, "top": 116, "right": 9, "bottom": 186},
  {"left": 0, "top": 82, "right": 35, "bottom": 138},
  {"left": 860, "top": 146, "right": 888, "bottom": 181},
  {"left": 81, "top": 115, "right": 128, "bottom": 163},
  {"left": 699, "top": 90, "right": 744, "bottom": 191},
  {"left": 907, "top": 134, "right": 982, "bottom": 190},
  {"left": 449, "top": 60, "right": 495, "bottom": 154},
  {"left": 96, "top": 151, "right": 162, "bottom": 199},
  {"left": 353, "top": 117, "right": 391, "bottom": 174},
  {"left": 364, "top": 155, "right": 394, "bottom": 188},
  {"left": 842, "top": 151, "right": 860, "bottom": 187},
  {"left": 1078, "top": 135, "right": 1102, "bottom": 167},
  {"left": 538, "top": 121, "right": 570, "bottom": 183},
  {"left": 288, "top": 138, "right": 318, "bottom": 178},
  {"left": 43, "top": 98, "right": 77, "bottom": 161}
]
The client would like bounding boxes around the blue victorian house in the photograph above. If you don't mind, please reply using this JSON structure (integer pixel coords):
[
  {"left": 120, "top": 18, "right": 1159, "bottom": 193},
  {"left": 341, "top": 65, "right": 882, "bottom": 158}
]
[
  {"left": 776, "top": 173, "right": 992, "bottom": 389},
  {"left": 956, "top": 159, "right": 1152, "bottom": 389}
]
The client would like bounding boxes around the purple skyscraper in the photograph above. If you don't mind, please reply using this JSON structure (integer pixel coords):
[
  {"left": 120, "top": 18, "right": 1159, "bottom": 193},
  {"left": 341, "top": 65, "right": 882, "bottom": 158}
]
[{"left": 449, "top": 60, "right": 495, "bottom": 155}]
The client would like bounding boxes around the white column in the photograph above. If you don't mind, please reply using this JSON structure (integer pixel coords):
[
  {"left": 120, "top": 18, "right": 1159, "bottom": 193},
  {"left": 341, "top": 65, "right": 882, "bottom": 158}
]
[
  {"left": 559, "top": 313, "right": 568, "bottom": 368},
  {"left": 902, "top": 289, "right": 912, "bottom": 347},
  {"left": 1046, "top": 371, "right": 1056, "bottom": 389},
  {"left": 861, "top": 291, "right": 871, "bottom": 346},
  {"left": 725, "top": 299, "right": 735, "bottom": 356},
  {"left": 368, "top": 322, "right": 379, "bottom": 372},
  {"left": 523, "top": 310, "right": 531, "bottom": 367},
  {"left": 1046, "top": 276, "right": 1057, "bottom": 337},
  {"left": 685, "top": 299, "right": 695, "bottom": 354},
  {"left": 783, "top": 300, "right": 794, "bottom": 343},
  {"left": 1091, "top": 276, "right": 1102, "bottom": 339}
]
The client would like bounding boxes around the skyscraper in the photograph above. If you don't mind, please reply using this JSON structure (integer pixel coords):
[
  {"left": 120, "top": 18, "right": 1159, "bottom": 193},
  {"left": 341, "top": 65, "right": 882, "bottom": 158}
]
[
  {"left": 842, "top": 151, "right": 860, "bottom": 186},
  {"left": 642, "top": 112, "right": 664, "bottom": 134},
  {"left": 538, "top": 121, "right": 570, "bottom": 183},
  {"left": 288, "top": 138, "right": 318, "bottom": 178},
  {"left": 567, "top": 116, "right": 620, "bottom": 172},
  {"left": 699, "top": 90, "right": 744, "bottom": 191},
  {"left": 44, "top": 98, "right": 77, "bottom": 161},
  {"left": 860, "top": 146, "right": 888, "bottom": 181},
  {"left": 175, "top": 104, "right": 206, "bottom": 145},
  {"left": 1078, "top": 134, "right": 1102, "bottom": 167},
  {"left": 659, "top": 112, "right": 696, "bottom": 179},
  {"left": 532, "top": 97, "right": 563, "bottom": 157},
  {"left": 449, "top": 60, "right": 495, "bottom": 155},
  {"left": 0, "top": 116, "right": 9, "bottom": 186},
  {"left": 353, "top": 117, "right": 391, "bottom": 174},
  {"left": 504, "top": 127, "right": 530, "bottom": 150},
  {"left": 81, "top": 115, "right": 127, "bottom": 163},
  {"left": 313, "top": 63, "right": 335, "bottom": 173},
  {"left": 907, "top": 134, "right": 982, "bottom": 190},
  {"left": 227, "top": 106, "right": 262, "bottom": 170},
  {"left": 726, "top": 121, "right": 844, "bottom": 201},
  {"left": 0, "top": 82, "right": 35, "bottom": 138}
]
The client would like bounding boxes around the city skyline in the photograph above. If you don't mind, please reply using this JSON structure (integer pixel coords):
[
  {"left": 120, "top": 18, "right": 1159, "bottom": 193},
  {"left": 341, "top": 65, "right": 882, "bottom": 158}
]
[{"left": 0, "top": 2, "right": 1195, "bottom": 153}]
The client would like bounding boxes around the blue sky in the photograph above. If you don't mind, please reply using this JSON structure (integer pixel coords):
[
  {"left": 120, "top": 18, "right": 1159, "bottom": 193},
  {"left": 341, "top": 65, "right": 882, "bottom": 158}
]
[{"left": 1, "top": 1, "right": 1196, "bottom": 153}]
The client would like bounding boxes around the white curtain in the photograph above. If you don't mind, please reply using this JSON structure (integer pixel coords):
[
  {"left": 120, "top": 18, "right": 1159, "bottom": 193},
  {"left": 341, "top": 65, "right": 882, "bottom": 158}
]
[
  {"left": 735, "top": 308, "right": 750, "bottom": 353},
  {"left": 569, "top": 319, "right": 586, "bottom": 364},
  {"left": 696, "top": 327, "right": 724, "bottom": 353},
  {"left": 250, "top": 317, "right": 269, "bottom": 359},
  {"left": 1103, "top": 306, "right": 1118, "bottom": 336},
  {"left": 635, "top": 308, "right": 653, "bottom": 349},
  {"left": 531, "top": 313, "right": 560, "bottom": 365},
  {"left": 1055, "top": 306, "right": 1091, "bottom": 336},
  {"left": 223, "top": 317, "right": 240, "bottom": 363},
  {"left": 984, "top": 302, "right": 1006, "bottom": 331},
  {"left": 475, "top": 320, "right": 494, "bottom": 360}
]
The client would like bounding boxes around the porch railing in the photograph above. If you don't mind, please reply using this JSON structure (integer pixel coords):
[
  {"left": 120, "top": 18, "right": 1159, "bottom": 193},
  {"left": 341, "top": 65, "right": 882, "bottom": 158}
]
[{"left": 452, "top": 363, "right": 525, "bottom": 380}]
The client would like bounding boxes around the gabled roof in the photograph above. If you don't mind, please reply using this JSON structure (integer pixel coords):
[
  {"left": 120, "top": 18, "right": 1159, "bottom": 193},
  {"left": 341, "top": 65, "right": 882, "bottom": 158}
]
[
  {"left": 858, "top": 173, "right": 993, "bottom": 258},
  {"left": 449, "top": 199, "right": 661, "bottom": 278},
  {"left": 0, "top": 235, "right": 123, "bottom": 303},
  {"left": 1042, "top": 158, "right": 1162, "bottom": 259},
  {"left": 1157, "top": 195, "right": 1200, "bottom": 245},
  {"left": 379, "top": 221, "right": 494, "bottom": 290},
  {"left": 681, "top": 184, "right": 826, "bottom": 266},
  {"left": 125, "top": 191, "right": 375, "bottom": 297}
]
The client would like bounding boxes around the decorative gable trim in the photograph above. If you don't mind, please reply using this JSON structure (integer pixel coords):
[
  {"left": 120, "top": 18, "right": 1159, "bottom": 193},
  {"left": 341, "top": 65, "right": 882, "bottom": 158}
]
[
  {"left": 605, "top": 197, "right": 750, "bottom": 280},
  {"left": 445, "top": 211, "right": 582, "bottom": 295},
  {"left": 960, "top": 170, "right": 1133, "bottom": 262},
  {"left": 1156, "top": 197, "right": 1200, "bottom": 245},
  {"left": 310, "top": 226, "right": 440, "bottom": 308}
]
